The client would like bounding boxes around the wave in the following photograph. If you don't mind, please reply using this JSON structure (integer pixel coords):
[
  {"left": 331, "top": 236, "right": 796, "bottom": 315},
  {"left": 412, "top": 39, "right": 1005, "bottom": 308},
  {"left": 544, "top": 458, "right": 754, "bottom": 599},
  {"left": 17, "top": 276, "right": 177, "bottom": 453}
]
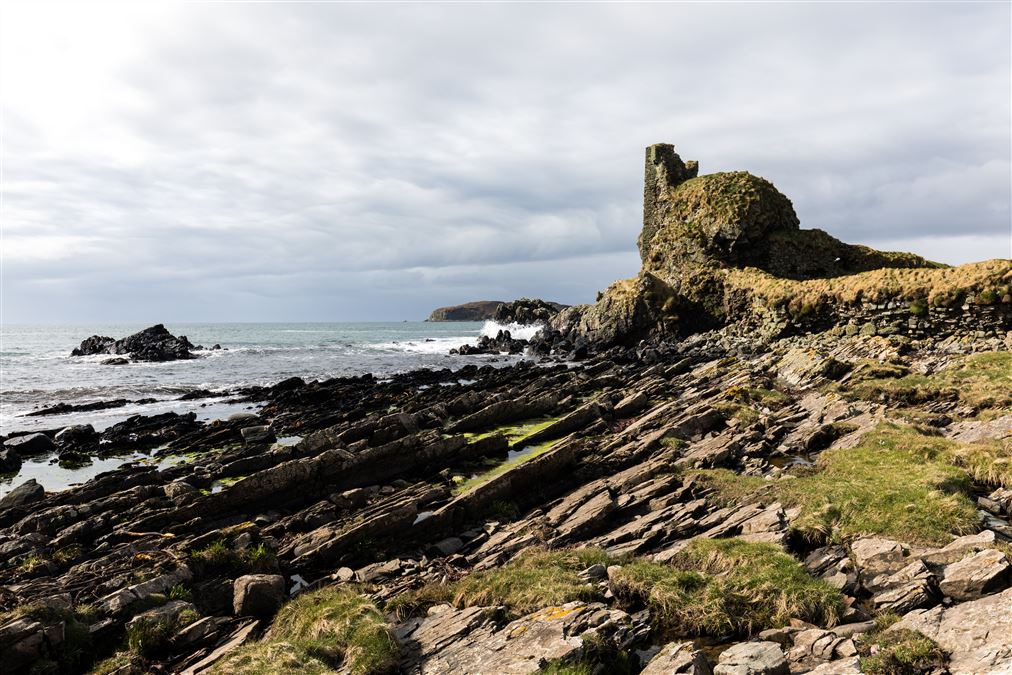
[
  {"left": 369, "top": 336, "right": 472, "bottom": 355},
  {"left": 479, "top": 320, "right": 544, "bottom": 341}
]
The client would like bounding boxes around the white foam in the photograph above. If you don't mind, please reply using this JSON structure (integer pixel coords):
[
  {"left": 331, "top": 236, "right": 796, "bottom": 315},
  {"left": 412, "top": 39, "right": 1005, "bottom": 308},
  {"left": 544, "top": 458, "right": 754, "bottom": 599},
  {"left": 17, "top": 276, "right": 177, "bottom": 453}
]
[
  {"left": 370, "top": 337, "right": 471, "bottom": 354},
  {"left": 479, "top": 320, "right": 544, "bottom": 341}
]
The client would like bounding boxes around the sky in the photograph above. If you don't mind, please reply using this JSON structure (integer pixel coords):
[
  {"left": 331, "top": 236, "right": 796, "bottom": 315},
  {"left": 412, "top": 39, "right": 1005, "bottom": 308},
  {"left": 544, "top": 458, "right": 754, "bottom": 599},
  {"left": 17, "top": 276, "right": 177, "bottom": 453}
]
[{"left": 2, "top": 2, "right": 1010, "bottom": 323}]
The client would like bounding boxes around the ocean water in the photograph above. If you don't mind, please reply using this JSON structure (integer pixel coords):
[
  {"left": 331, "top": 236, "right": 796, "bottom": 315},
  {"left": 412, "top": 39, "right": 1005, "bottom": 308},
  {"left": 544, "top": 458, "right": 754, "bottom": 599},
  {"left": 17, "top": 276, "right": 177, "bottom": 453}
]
[{"left": 0, "top": 321, "right": 543, "bottom": 436}]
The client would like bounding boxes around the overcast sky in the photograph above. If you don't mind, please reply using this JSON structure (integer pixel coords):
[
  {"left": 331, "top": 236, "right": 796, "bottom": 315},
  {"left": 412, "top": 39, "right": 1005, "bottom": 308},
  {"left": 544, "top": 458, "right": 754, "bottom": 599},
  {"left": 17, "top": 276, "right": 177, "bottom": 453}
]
[{"left": 2, "top": 2, "right": 1009, "bottom": 323}]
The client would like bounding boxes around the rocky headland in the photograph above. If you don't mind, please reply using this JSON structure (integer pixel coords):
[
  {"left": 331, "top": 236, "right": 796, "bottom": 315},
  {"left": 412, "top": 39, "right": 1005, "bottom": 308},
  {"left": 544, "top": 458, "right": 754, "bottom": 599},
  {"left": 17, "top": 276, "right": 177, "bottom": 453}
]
[
  {"left": 426, "top": 301, "right": 505, "bottom": 322},
  {"left": 427, "top": 299, "right": 568, "bottom": 323},
  {"left": 1, "top": 144, "right": 1011, "bottom": 675}
]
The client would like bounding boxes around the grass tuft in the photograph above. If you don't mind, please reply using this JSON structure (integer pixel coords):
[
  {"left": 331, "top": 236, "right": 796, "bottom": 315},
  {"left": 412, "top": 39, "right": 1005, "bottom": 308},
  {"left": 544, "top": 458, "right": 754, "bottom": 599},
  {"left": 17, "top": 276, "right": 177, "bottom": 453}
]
[
  {"left": 858, "top": 629, "right": 948, "bottom": 675},
  {"left": 213, "top": 587, "right": 399, "bottom": 675},
  {"left": 610, "top": 538, "right": 841, "bottom": 638},
  {"left": 388, "top": 548, "right": 610, "bottom": 620}
]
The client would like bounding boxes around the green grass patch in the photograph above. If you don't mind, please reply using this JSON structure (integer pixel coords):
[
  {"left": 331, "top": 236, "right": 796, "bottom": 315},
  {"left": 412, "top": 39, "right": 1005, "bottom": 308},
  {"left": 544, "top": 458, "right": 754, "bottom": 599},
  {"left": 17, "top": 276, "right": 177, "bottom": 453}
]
[
  {"left": 695, "top": 423, "right": 982, "bottom": 545},
  {"left": 858, "top": 629, "right": 947, "bottom": 675},
  {"left": 0, "top": 602, "right": 100, "bottom": 671},
  {"left": 846, "top": 352, "right": 1012, "bottom": 414},
  {"left": 189, "top": 539, "right": 278, "bottom": 577},
  {"left": 388, "top": 548, "right": 610, "bottom": 620},
  {"left": 213, "top": 587, "right": 399, "bottom": 675},
  {"left": 126, "top": 607, "right": 199, "bottom": 658},
  {"left": 462, "top": 416, "right": 563, "bottom": 445},
  {"left": 610, "top": 538, "right": 841, "bottom": 639},
  {"left": 452, "top": 439, "right": 559, "bottom": 495}
]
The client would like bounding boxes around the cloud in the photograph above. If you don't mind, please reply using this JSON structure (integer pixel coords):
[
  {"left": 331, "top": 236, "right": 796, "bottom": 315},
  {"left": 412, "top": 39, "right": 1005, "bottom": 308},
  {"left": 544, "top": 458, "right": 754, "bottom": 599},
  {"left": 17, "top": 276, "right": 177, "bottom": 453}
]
[{"left": 2, "top": 2, "right": 1009, "bottom": 322}]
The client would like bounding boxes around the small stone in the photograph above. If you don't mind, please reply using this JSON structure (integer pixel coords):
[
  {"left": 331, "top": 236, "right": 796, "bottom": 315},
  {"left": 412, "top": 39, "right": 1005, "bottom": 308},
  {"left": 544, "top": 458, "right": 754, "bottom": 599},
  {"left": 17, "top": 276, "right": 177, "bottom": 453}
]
[
  {"left": 714, "top": 641, "right": 789, "bottom": 675},
  {"left": 641, "top": 641, "right": 713, "bottom": 674}
]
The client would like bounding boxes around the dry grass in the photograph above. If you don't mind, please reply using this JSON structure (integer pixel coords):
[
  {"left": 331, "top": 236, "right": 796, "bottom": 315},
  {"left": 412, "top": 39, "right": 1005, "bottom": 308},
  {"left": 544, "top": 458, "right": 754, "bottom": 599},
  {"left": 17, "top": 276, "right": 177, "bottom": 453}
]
[
  {"left": 726, "top": 259, "right": 1011, "bottom": 311},
  {"left": 948, "top": 437, "right": 1012, "bottom": 488},
  {"left": 388, "top": 548, "right": 609, "bottom": 620}
]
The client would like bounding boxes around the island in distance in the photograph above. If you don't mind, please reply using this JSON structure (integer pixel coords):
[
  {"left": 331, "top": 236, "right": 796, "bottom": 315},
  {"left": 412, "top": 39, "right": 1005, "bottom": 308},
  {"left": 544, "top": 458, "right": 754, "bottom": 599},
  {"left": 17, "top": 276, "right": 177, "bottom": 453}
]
[{"left": 427, "top": 298, "right": 568, "bottom": 322}]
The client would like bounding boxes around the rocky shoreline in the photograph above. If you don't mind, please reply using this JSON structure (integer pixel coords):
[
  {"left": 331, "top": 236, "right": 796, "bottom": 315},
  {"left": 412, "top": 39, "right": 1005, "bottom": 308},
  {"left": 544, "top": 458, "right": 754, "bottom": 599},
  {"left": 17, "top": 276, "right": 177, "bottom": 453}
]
[
  {"left": 2, "top": 328, "right": 1011, "bottom": 674},
  {"left": 2, "top": 144, "right": 1011, "bottom": 675}
]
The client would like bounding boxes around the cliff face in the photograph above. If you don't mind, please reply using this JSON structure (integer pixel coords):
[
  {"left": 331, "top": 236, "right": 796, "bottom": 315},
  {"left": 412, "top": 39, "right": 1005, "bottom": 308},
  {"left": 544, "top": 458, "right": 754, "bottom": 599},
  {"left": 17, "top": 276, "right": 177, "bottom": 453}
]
[{"left": 555, "top": 143, "right": 1011, "bottom": 345}]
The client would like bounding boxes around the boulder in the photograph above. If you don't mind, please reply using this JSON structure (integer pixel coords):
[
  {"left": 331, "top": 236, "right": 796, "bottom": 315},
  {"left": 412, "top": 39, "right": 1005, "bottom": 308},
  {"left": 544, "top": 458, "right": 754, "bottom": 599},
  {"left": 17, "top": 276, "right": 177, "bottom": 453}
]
[
  {"left": 54, "top": 424, "right": 98, "bottom": 447},
  {"left": 0, "top": 480, "right": 45, "bottom": 510},
  {"left": 939, "top": 549, "right": 1010, "bottom": 601},
  {"left": 641, "top": 641, "right": 713, "bottom": 674},
  {"left": 850, "top": 537, "right": 910, "bottom": 577},
  {"left": 890, "top": 586, "right": 1012, "bottom": 674},
  {"left": 233, "top": 574, "right": 285, "bottom": 618},
  {"left": 920, "top": 530, "right": 998, "bottom": 565},
  {"left": 240, "top": 425, "right": 275, "bottom": 445},
  {"left": 3, "top": 433, "right": 55, "bottom": 457},
  {"left": 713, "top": 641, "right": 789, "bottom": 675},
  {"left": 71, "top": 324, "right": 202, "bottom": 361},
  {"left": 0, "top": 448, "right": 21, "bottom": 474}
]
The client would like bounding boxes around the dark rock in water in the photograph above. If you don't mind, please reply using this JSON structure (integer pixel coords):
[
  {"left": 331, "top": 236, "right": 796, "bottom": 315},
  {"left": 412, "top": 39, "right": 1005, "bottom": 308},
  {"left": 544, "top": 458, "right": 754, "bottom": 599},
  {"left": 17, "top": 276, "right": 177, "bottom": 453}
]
[
  {"left": 178, "top": 389, "right": 220, "bottom": 401},
  {"left": 0, "top": 479, "right": 44, "bottom": 510},
  {"left": 100, "top": 411, "right": 201, "bottom": 452},
  {"left": 428, "top": 300, "right": 505, "bottom": 322},
  {"left": 102, "top": 357, "right": 130, "bottom": 365},
  {"left": 0, "top": 448, "right": 21, "bottom": 474},
  {"left": 241, "top": 425, "right": 275, "bottom": 445},
  {"left": 55, "top": 424, "right": 98, "bottom": 449},
  {"left": 29, "top": 399, "right": 131, "bottom": 417},
  {"left": 493, "top": 298, "right": 568, "bottom": 325},
  {"left": 71, "top": 323, "right": 207, "bottom": 362},
  {"left": 3, "top": 432, "right": 55, "bottom": 457},
  {"left": 57, "top": 451, "right": 89, "bottom": 467},
  {"left": 451, "top": 330, "right": 528, "bottom": 356}
]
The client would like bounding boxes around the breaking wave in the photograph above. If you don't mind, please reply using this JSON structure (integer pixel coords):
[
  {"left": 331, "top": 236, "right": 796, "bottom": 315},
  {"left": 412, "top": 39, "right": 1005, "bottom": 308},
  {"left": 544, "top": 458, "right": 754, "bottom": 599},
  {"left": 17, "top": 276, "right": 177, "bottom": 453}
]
[{"left": 479, "top": 320, "right": 544, "bottom": 341}]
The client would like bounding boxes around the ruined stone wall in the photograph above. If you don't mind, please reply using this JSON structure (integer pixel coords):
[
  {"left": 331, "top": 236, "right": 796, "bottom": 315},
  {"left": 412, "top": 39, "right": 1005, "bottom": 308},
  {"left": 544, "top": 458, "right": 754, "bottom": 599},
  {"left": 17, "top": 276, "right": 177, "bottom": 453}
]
[{"left": 731, "top": 295, "right": 1012, "bottom": 342}]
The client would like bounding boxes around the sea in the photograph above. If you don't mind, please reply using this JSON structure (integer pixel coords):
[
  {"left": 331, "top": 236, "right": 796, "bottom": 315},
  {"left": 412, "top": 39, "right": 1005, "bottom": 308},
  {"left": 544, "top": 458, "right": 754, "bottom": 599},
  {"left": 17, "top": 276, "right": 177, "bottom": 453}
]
[{"left": 0, "top": 321, "right": 541, "bottom": 496}]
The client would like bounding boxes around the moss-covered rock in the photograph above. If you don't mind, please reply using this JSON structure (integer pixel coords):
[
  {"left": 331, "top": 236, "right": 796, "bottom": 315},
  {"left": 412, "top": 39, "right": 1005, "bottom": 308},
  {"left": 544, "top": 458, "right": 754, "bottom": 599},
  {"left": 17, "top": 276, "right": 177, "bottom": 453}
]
[{"left": 556, "top": 143, "right": 1007, "bottom": 347}]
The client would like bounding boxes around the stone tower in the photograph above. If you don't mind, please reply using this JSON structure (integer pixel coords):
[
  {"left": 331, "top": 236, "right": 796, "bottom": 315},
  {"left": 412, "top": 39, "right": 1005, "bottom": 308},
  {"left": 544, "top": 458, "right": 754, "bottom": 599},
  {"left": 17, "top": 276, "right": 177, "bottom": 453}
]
[{"left": 638, "top": 143, "right": 698, "bottom": 260}]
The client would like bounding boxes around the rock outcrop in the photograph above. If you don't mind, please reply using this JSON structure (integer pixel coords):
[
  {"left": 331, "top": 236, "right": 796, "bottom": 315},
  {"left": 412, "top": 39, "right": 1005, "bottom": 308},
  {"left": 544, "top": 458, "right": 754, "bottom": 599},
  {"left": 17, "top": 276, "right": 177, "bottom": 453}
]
[
  {"left": 493, "top": 298, "right": 568, "bottom": 325},
  {"left": 71, "top": 324, "right": 216, "bottom": 362},
  {"left": 554, "top": 143, "right": 1011, "bottom": 347}
]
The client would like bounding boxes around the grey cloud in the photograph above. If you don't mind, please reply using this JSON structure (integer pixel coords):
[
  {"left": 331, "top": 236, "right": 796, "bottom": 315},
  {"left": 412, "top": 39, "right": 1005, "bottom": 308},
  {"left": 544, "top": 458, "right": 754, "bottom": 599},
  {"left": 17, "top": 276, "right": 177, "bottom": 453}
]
[{"left": 2, "top": 2, "right": 1009, "bottom": 322}]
